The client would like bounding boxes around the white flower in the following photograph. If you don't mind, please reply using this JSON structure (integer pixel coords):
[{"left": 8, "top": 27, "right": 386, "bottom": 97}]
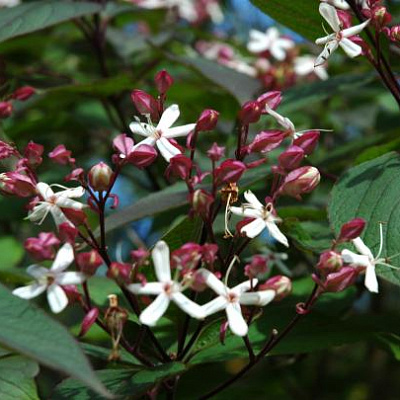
[
  {"left": 199, "top": 269, "right": 275, "bottom": 336},
  {"left": 230, "top": 191, "right": 289, "bottom": 247},
  {"left": 315, "top": 3, "right": 369, "bottom": 66},
  {"left": 294, "top": 55, "right": 329, "bottom": 80},
  {"left": 320, "top": 0, "right": 350, "bottom": 10},
  {"left": 28, "top": 182, "right": 86, "bottom": 227},
  {"left": 127, "top": 241, "right": 204, "bottom": 326},
  {"left": 247, "top": 28, "right": 294, "bottom": 61},
  {"left": 129, "top": 104, "right": 196, "bottom": 162},
  {"left": 13, "top": 243, "right": 86, "bottom": 313}
]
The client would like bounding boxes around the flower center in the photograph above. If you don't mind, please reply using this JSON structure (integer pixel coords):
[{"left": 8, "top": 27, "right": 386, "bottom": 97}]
[
  {"left": 227, "top": 291, "right": 239, "bottom": 303},
  {"left": 48, "top": 195, "right": 57, "bottom": 205},
  {"left": 153, "top": 129, "right": 162, "bottom": 140}
]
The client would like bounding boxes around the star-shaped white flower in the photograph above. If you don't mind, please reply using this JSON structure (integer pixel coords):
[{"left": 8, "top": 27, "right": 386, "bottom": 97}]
[
  {"left": 294, "top": 55, "right": 329, "bottom": 80},
  {"left": 199, "top": 269, "right": 275, "bottom": 336},
  {"left": 28, "top": 182, "right": 86, "bottom": 227},
  {"left": 129, "top": 104, "right": 196, "bottom": 162},
  {"left": 315, "top": 3, "right": 369, "bottom": 67},
  {"left": 230, "top": 191, "right": 289, "bottom": 247},
  {"left": 247, "top": 27, "right": 294, "bottom": 61},
  {"left": 127, "top": 241, "right": 205, "bottom": 326},
  {"left": 13, "top": 243, "right": 86, "bottom": 313}
]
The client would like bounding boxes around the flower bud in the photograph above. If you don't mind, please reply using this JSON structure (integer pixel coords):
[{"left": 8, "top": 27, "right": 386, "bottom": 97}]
[
  {"left": 190, "top": 189, "right": 214, "bottom": 219},
  {"left": 278, "top": 145, "right": 305, "bottom": 171},
  {"left": 113, "top": 134, "right": 134, "bottom": 160},
  {"left": 260, "top": 275, "right": 292, "bottom": 301},
  {"left": 131, "top": 89, "right": 159, "bottom": 121},
  {"left": 372, "top": 6, "right": 391, "bottom": 29},
  {"left": 247, "top": 130, "right": 285, "bottom": 154},
  {"left": 48, "top": 144, "right": 75, "bottom": 165},
  {"left": 154, "top": 69, "right": 174, "bottom": 95},
  {"left": 278, "top": 166, "right": 320, "bottom": 199},
  {"left": 312, "top": 266, "right": 360, "bottom": 293},
  {"left": 215, "top": 159, "right": 246, "bottom": 185},
  {"left": 128, "top": 144, "right": 158, "bottom": 168},
  {"left": 238, "top": 101, "right": 261, "bottom": 125},
  {"left": 257, "top": 91, "right": 282, "bottom": 112},
  {"left": 79, "top": 308, "right": 99, "bottom": 337},
  {"left": 190, "top": 270, "right": 207, "bottom": 292},
  {"left": 338, "top": 218, "right": 366, "bottom": 242},
  {"left": 0, "top": 172, "right": 36, "bottom": 197},
  {"left": 65, "top": 168, "right": 85, "bottom": 182},
  {"left": 24, "top": 141, "right": 44, "bottom": 168},
  {"left": 107, "top": 262, "right": 132, "bottom": 284},
  {"left": 207, "top": 142, "right": 225, "bottom": 162},
  {"left": 12, "top": 86, "right": 35, "bottom": 101},
  {"left": 293, "top": 130, "right": 320, "bottom": 155},
  {"left": 172, "top": 243, "right": 202, "bottom": 271},
  {"left": 244, "top": 255, "right": 268, "bottom": 279},
  {"left": 0, "top": 101, "right": 13, "bottom": 118},
  {"left": 63, "top": 285, "right": 81, "bottom": 303},
  {"left": 88, "top": 162, "right": 113, "bottom": 192},
  {"left": 165, "top": 154, "right": 192, "bottom": 180},
  {"left": 0, "top": 141, "right": 16, "bottom": 160},
  {"left": 58, "top": 222, "right": 78, "bottom": 243},
  {"left": 389, "top": 26, "right": 400, "bottom": 42},
  {"left": 316, "top": 251, "right": 343, "bottom": 276},
  {"left": 131, "top": 248, "right": 149, "bottom": 266},
  {"left": 25, "top": 232, "right": 60, "bottom": 261},
  {"left": 196, "top": 109, "right": 219, "bottom": 131},
  {"left": 202, "top": 243, "right": 218, "bottom": 265},
  {"left": 62, "top": 208, "right": 87, "bottom": 226},
  {"left": 77, "top": 250, "right": 103, "bottom": 276},
  {"left": 337, "top": 10, "right": 352, "bottom": 29}
]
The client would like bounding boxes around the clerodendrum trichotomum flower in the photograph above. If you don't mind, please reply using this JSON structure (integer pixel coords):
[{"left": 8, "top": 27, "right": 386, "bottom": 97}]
[
  {"left": 127, "top": 241, "right": 204, "bottom": 326},
  {"left": 13, "top": 243, "right": 86, "bottom": 313},
  {"left": 27, "top": 182, "right": 86, "bottom": 227},
  {"left": 315, "top": 3, "right": 370, "bottom": 66},
  {"left": 230, "top": 190, "right": 289, "bottom": 247},
  {"left": 129, "top": 104, "right": 196, "bottom": 162},
  {"left": 199, "top": 268, "right": 275, "bottom": 336}
]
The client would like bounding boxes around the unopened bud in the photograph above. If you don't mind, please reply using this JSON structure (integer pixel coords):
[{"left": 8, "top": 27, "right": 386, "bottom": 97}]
[
  {"left": 131, "top": 248, "right": 149, "bottom": 266},
  {"left": 154, "top": 70, "right": 174, "bottom": 95},
  {"left": 312, "top": 266, "right": 360, "bottom": 293},
  {"left": 389, "top": 26, "right": 400, "bottom": 42},
  {"left": 62, "top": 208, "right": 87, "bottom": 226},
  {"left": 278, "top": 166, "right": 320, "bottom": 199},
  {"left": 338, "top": 218, "right": 366, "bottom": 242},
  {"left": 207, "top": 142, "right": 225, "bottom": 161},
  {"left": 257, "top": 91, "right": 282, "bottom": 112},
  {"left": 88, "top": 162, "right": 113, "bottom": 192},
  {"left": 293, "top": 131, "right": 320, "bottom": 155},
  {"left": 0, "top": 172, "right": 36, "bottom": 197},
  {"left": 48, "top": 144, "right": 75, "bottom": 165},
  {"left": 79, "top": 308, "right": 99, "bottom": 337},
  {"left": 372, "top": 6, "right": 391, "bottom": 29},
  {"left": 337, "top": 10, "right": 352, "bottom": 29},
  {"left": 77, "top": 250, "right": 103, "bottom": 276},
  {"left": 196, "top": 109, "right": 219, "bottom": 131},
  {"left": 24, "top": 141, "right": 44, "bottom": 168},
  {"left": 238, "top": 101, "right": 261, "bottom": 125},
  {"left": 260, "top": 275, "right": 292, "bottom": 301},
  {"left": 202, "top": 243, "right": 218, "bottom": 265},
  {"left": 25, "top": 232, "right": 60, "bottom": 261},
  {"left": 107, "top": 262, "right": 132, "bottom": 284},
  {"left": 247, "top": 130, "right": 285, "bottom": 154},
  {"left": 0, "top": 101, "right": 13, "bottom": 118},
  {"left": 316, "top": 251, "right": 342, "bottom": 276},
  {"left": 215, "top": 159, "right": 246, "bottom": 185},
  {"left": 244, "top": 255, "right": 268, "bottom": 279},
  {"left": 128, "top": 144, "right": 157, "bottom": 168},
  {"left": 12, "top": 86, "right": 35, "bottom": 101},
  {"left": 165, "top": 154, "right": 192, "bottom": 180},
  {"left": 131, "top": 89, "right": 158, "bottom": 121},
  {"left": 0, "top": 141, "right": 16, "bottom": 160},
  {"left": 58, "top": 222, "right": 78, "bottom": 243},
  {"left": 278, "top": 145, "right": 304, "bottom": 171},
  {"left": 191, "top": 189, "right": 214, "bottom": 219}
]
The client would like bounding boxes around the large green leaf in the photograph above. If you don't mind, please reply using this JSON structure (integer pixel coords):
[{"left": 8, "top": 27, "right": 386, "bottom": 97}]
[
  {"left": 53, "top": 362, "right": 186, "bottom": 399},
  {"left": 0, "top": 1, "right": 102, "bottom": 44},
  {"left": 328, "top": 152, "right": 400, "bottom": 286},
  {"left": 0, "top": 236, "right": 24, "bottom": 269},
  {"left": 0, "top": 284, "right": 110, "bottom": 398}
]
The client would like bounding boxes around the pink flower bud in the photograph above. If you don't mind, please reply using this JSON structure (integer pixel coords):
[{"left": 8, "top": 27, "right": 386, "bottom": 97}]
[
  {"left": 12, "top": 86, "right": 35, "bottom": 101},
  {"left": 389, "top": 26, "right": 400, "bottom": 42},
  {"left": 190, "top": 270, "right": 207, "bottom": 292},
  {"left": 244, "top": 255, "right": 268, "bottom": 279},
  {"left": 278, "top": 166, "right": 320, "bottom": 199},
  {"left": 215, "top": 159, "right": 246, "bottom": 185},
  {"left": 154, "top": 70, "right": 174, "bottom": 94},
  {"left": 77, "top": 250, "right": 103, "bottom": 276},
  {"left": 293, "top": 131, "right": 320, "bottom": 155},
  {"left": 48, "top": 144, "right": 75, "bottom": 165},
  {"left": 62, "top": 208, "right": 87, "bottom": 226},
  {"left": 257, "top": 91, "right": 282, "bottom": 111},
  {"left": 107, "top": 262, "right": 132, "bottom": 284},
  {"left": 312, "top": 266, "right": 360, "bottom": 293},
  {"left": 165, "top": 154, "right": 192, "bottom": 180},
  {"left": 196, "top": 109, "right": 219, "bottom": 131},
  {"left": 113, "top": 133, "right": 134, "bottom": 159},
  {"left": 220, "top": 320, "right": 229, "bottom": 345},
  {"left": 58, "top": 222, "right": 78, "bottom": 243},
  {"left": 337, "top": 10, "right": 352, "bottom": 29},
  {"left": 65, "top": 168, "right": 84, "bottom": 182},
  {"left": 316, "top": 251, "right": 343, "bottom": 276},
  {"left": 131, "top": 89, "right": 159, "bottom": 121},
  {"left": 190, "top": 189, "right": 214, "bottom": 219},
  {"left": 238, "top": 101, "right": 261, "bottom": 125},
  {"left": 172, "top": 243, "right": 202, "bottom": 271},
  {"left": 79, "top": 308, "right": 99, "bottom": 337},
  {"left": 278, "top": 145, "right": 305, "bottom": 171},
  {"left": 247, "top": 130, "right": 285, "bottom": 154},
  {"left": 25, "top": 232, "right": 60, "bottom": 261},
  {"left": 0, "top": 141, "right": 16, "bottom": 160},
  {"left": 207, "top": 142, "right": 225, "bottom": 161},
  {"left": 63, "top": 285, "right": 81, "bottom": 303},
  {"left": 338, "top": 218, "right": 366, "bottom": 242},
  {"left": 259, "top": 275, "right": 292, "bottom": 301},
  {"left": 202, "top": 243, "right": 218, "bottom": 265},
  {"left": 88, "top": 162, "right": 113, "bottom": 192},
  {"left": 0, "top": 101, "right": 13, "bottom": 118},
  {"left": 24, "top": 141, "right": 44, "bottom": 168},
  {"left": 0, "top": 172, "right": 36, "bottom": 197},
  {"left": 371, "top": 6, "right": 391, "bottom": 29},
  {"left": 128, "top": 144, "right": 157, "bottom": 168},
  {"left": 131, "top": 248, "right": 149, "bottom": 266}
]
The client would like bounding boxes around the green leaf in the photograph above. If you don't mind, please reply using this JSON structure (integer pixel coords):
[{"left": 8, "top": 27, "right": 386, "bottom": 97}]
[
  {"left": 250, "top": 0, "right": 321, "bottom": 41},
  {"left": 162, "top": 216, "right": 203, "bottom": 251},
  {"left": 0, "top": 236, "right": 24, "bottom": 269},
  {"left": 374, "top": 333, "right": 400, "bottom": 360},
  {"left": 0, "top": 284, "right": 110, "bottom": 398},
  {"left": 53, "top": 362, "right": 186, "bottom": 399},
  {"left": 328, "top": 152, "right": 400, "bottom": 286},
  {"left": 0, "top": 1, "right": 102, "bottom": 44}
]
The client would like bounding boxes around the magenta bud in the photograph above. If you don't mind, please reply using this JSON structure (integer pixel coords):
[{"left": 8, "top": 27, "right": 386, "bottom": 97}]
[
  {"left": 12, "top": 86, "right": 35, "bottom": 101},
  {"left": 337, "top": 10, "right": 352, "bottom": 29},
  {"left": 65, "top": 168, "right": 85, "bottom": 182},
  {"left": 338, "top": 218, "right": 366, "bottom": 242},
  {"left": 244, "top": 255, "right": 268, "bottom": 279},
  {"left": 79, "top": 308, "right": 99, "bottom": 337},
  {"left": 293, "top": 131, "right": 320, "bottom": 155},
  {"left": 372, "top": 6, "right": 391, "bottom": 29},
  {"left": 278, "top": 145, "right": 305, "bottom": 171},
  {"left": 316, "top": 251, "right": 343, "bottom": 276},
  {"left": 88, "top": 162, "right": 113, "bottom": 192},
  {"left": 220, "top": 320, "right": 229, "bottom": 345},
  {"left": 58, "top": 222, "right": 78, "bottom": 243},
  {"left": 0, "top": 141, "right": 16, "bottom": 160},
  {"left": 238, "top": 101, "right": 261, "bottom": 124},
  {"left": 0, "top": 172, "right": 36, "bottom": 197},
  {"left": 48, "top": 144, "right": 75, "bottom": 165},
  {"left": 207, "top": 142, "right": 225, "bottom": 162},
  {"left": 154, "top": 69, "right": 174, "bottom": 94},
  {"left": 190, "top": 189, "right": 214, "bottom": 219},
  {"left": 25, "top": 232, "right": 60, "bottom": 261},
  {"left": 389, "top": 26, "right": 400, "bottom": 42},
  {"left": 62, "top": 208, "right": 87, "bottom": 226},
  {"left": 165, "top": 154, "right": 192, "bottom": 180},
  {"left": 259, "top": 275, "right": 292, "bottom": 301},
  {"left": 172, "top": 243, "right": 202, "bottom": 271},
  {"left": 131, "top": 89, "right": 159, "bottom": 121},
  {"left": 196, "top": 109, "right": 219, "bottom": 131},
  {"left": 128, "top": 144, "right": 158, "bottom": 168},
  {"left": 279, "top": 166, "right": 320, "bottom": 199},
  {"left": 257, "top": 91, "right": 282, "bottom": 112},
  {"left": 77, "top": 250, "right": 103, "bottom": 276},
  {"left": 113, "top": 134, "right": 134, "bottom": 159},
  {"left": 247, "top": 130, "right": 285, "bottom": 154},
  {"left": 63, "top": 285, "right": 81, "bottom": 304},
  {"left": 107, "top": 262, "right": 132, "bottom": 284},
  {"left": 0, "top": 101, "right": 13, "bottom": 118},
  {"left": 131, "top": 248, "right": 149, "bottom": 266},
  {"left": 312, "top": 266, "right": 360, "bottom": 293},
  {"left": 201, "top": 243, "right": 218, "bottom": 265},
  {"left": 24, "top": 141, "right": 44, "bottom": 168},
  {"left": 215, "top": 159, "right": 246, "bottom": 185}
]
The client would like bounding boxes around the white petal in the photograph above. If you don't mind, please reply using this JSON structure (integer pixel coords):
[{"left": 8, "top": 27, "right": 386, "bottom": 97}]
[
  {"left": 265, "top": 221, "right": 289, "bottom": 247},
  {"left": 129, "top": 122, "right": 153, "bottom": 137},
  {"left": 49, "top": 206, "right": 69, "bottom": 227},
  {"left": 314, "top": 40, "right": 339, "bottom": 66},
  {"left": 352, "top": 237, "right": 374, "bottom": 259},
  {"left": 240, "top": 290, "right": 275, "bottom": 306},
  {"left": 156, "top": 137, "right": 181, "bottom": 162},
  {"left": 26, "top": 265, "right": 48, "bottom": 279},
  {"left": 57, "top": 186, "right": 85, "bottom": 199},
  {"left": 271, "top": 45, "right": 287, "bottom": 61},
  {"left": 157, "top": 104, "right": 180, "bottom": 131},
  {"left": 342, "top": 19, "right": 370, "bottom": 37},
  {"left": 199, "top": 268, "right": 227, "bottom": 296},
  {"left": 164, "top": 123, "right": 196, "bottom": 139},
  {"left": 51, "top": 243, "right": 74, "bottom": 272},
  {"left": 319, "top": 3, "right": 341, "bottom": 32},
  {"left": 243, "top": 190, "right": 263, "bottom": 210},
  {"left": 13, "top": 283, "right": 47, "bottom": 300},
  {"left": 315, "top": 33, "right": 335, "bottom": 45},
  {"left": 139, "top": 293, "right": 170, "bottom": 326},
  {"left": 27, "top": 203, "right": 48, "bottom": 222},
  {"left": 231, "top": 279, "right": 257, "bottom": 296},
  {"left": 339, "top": 38, "right": 362, "bottom": 58},
  {"left": 56, "top": 197, "right": 85, "bottom": 211},
  {"left": 152, "top": 241, "right": 171, "bottom": 282},
  {"left": 226, "top": 303, "right": 248, "bottom": 337},
  {"left": 36, "top": 182, "right": 54, "bottom": 201},
  {"left": 201, "top": 296, "right": 228, "bottom": 317},
  {"left": 56, "top": 272, "right": 86, "bottom": 285},
  {"left": 230, "top": 206, "right": 262, "bottom": 219},
  {"left": 47, "top": 284, "right": 69, "bottom": 313},
  {"left": 241, "top": 218, "right": 266, "bottom": 238},
  {"left": 341, "top": 249, "right": 371, "bottom": 267},
  {"left": 127, "top": 282, "right": 164, "bottom": 295},
  {"left": 364, "top": 264, "right": 379, "bottom": 293},
  {"left": 131, "top": 136, "right": 157, "bottom": 150},
  {"left": 171, "top": 292, "right": 205, "bottom": 319}
]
